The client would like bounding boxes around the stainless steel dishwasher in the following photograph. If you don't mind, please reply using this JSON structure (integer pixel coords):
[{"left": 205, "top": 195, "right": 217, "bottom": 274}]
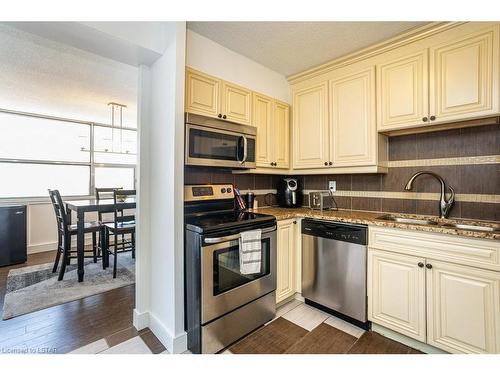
[{"left": 302, "top": 219, "right": 368, "bottom": 328}]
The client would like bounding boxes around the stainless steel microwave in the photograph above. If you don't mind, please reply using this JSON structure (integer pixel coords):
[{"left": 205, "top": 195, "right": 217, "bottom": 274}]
[{"left": 185, "top": 113, "right": 256, "bottom": 169}]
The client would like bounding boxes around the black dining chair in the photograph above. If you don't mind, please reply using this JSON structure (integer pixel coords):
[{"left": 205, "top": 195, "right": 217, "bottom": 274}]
[
  {"left": 95, "top": 187, "right": 122, "bottom": 259},
  {"left": 48, "top": 189, "right": 101, "bottom": 281},
  {"left": 102, "top": 189, "right": 136, "bottom": 278}
]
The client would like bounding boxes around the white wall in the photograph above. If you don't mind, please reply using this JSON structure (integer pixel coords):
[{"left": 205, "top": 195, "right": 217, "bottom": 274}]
[
  {"left": 134, "top": 22, "right": 187, "bottom": 354},
  {"left": 186, "top": 30, "right": 290, "bottom": 103}
]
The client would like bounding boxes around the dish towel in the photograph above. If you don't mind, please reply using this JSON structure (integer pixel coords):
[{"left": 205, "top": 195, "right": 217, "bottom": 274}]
[{"left": 239, "top": 229, "right": 262, "bottom": 275}]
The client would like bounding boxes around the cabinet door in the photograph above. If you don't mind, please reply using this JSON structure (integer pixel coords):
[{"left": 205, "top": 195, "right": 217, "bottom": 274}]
[
  {"left": 292, "top": 82, "right": 329, "bottom": 169},
  {"left": 222, "top": 81, "right": 252, "bottom": 125},
  {"left": 426, "top": 261, "right": 500, "bottom": 354},
  {"left": 377, "top": 50, "right": 429, "bottom": 131},
  {"left": 273, "top": 100, "right": 290, "bottom": 169},
  {"left": 368, "top": 249, "right": 426, "bottom": 342},
  {"left": 253, "top": 93, "right": 274, "bottom": 167},
  {"left": 185, "top": 68, "right": 220, "bottom": 118},
  {"left": 276, "top": 219, "right": 296, "bottom": 303},
  {"left": 330, "top": 67, "right": 376, "bottom": 166},
  {"left": 429, "top": 26, "right": 499, "bottom": 124}
]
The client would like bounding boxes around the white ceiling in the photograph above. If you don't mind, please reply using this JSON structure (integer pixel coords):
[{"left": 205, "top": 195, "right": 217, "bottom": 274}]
[{"left": 187, "top": 22, "right": 428, "bottom": 77}]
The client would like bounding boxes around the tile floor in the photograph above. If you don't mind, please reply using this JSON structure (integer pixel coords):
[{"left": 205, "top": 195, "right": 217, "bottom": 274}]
[
  {"left": 70, "top": 299, "right": 399, "bottom": 355},
  {"left": 223, "top": 299, "right": 366, "bottom": 354}
]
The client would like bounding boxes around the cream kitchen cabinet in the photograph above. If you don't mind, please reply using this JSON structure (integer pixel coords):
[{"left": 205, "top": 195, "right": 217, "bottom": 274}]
[
  {"left": 368, "top": 249, "right": 427, "bottom": 342},
  {"left": 222, "top": 81, "right": 252, "bottom": 125},
  {"left": 377, "top": 24, "right": 500, "bottom": 132},
  {"left": 429, "top": 25, "right": 499, "bottom": 124},
  {"left": 291, "top": 65, "right": 387, "bottom": 173},
  {"left": 292, "top": 82, "right": 330, "bottom": 169},
  {"left": 368, "top": 226, "right": 500, "bottom": 354},
  {"left": 377, "top": 50, "right": 429, "bottom": 131},
  {"left": 185, "top": 67, "right": 252, "bottom": 126},
  {"left": 330, "top": 66, "right": 378, "bottom": 166},
  {"left": 426, "top": 261, "right": 500, "bottom": 354},
  {"left": 185, "top": 68, "right": 220, "bottom": 118},
  {"left": 276, "top": 219, "right": 297, "bottom": 303},
  {"left": 253, "top": 93, "right": 290, "bottom": 169},
  {"left": 273, "top": 100, "right": 290, "bottom": 169}
]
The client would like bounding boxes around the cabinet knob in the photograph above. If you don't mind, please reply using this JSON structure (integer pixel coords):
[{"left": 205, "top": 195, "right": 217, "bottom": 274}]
[
  {"left": 418, "top": 262, "right": 424, "bottom": 268},
  {"left": 293, "top": 221, "right": 297, "bottom": 224},
  {"left": 329, "top": 161, "right": 333, "bottom": 166},
  {"left": 426, "top": 263, "right": 433, "bottom": 269},
  {"left": 422, "top": 116, "right": 428, "bottom": 122},
  {"left": 324, "top": 162, "right": 328, "bottom": 166},
  {"left": 218, "top": 113, "right": 222, "bottom": 118},
  {"left": 222, "top": 115, "right": 227, "bottom": 119},
  {"left": 429, "top": 115, "right": 436, "bottom": 121}
]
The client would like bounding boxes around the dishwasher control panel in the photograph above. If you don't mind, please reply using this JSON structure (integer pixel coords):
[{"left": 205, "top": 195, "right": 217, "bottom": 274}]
[{"left": 302, "top": 219, "right": 367, "bottom": 245}]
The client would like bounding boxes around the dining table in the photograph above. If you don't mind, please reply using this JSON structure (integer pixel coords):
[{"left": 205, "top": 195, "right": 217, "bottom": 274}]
[{"left": 65, "top": 198, "right": 136, "bottom": 282}]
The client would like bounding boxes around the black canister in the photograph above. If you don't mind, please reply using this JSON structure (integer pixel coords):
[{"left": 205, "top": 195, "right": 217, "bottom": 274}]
[{"left": 244, "top": 192, "right": 255, "bottom": 209}]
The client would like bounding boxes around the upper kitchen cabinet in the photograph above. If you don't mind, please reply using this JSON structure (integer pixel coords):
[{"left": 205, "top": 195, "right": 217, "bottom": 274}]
[
  {"left": 376, "top": 23, "right": 500, "bottom": 132},
  {"left": 273, "top": 100, "right": 290, "bottom": 169},
  {"left": 292, "top": 82, "right": 330, "bottom": 169},
  {"left": 253, "top": 94, "right": 290, "bottom": 170},
  {"left": 377, "top": 50, "right": 429, "bottom": 131},
  {"left": 222, "top": 81, "right": 252, "bottom": 126},
  {"left": 429, "top": 25, "right": 499, "bottom": 124},
  {"left": 185, "top": 67, "right": 252, "bottom": 126},
  {"left": 330, "top": 66, "right": 378, "bottom": 167},
  {"left": 254, "top": 92, "right": 274, "bottom": 167},
  {"left": 185, "top": 68, "right": 220, "bottom": 118}
]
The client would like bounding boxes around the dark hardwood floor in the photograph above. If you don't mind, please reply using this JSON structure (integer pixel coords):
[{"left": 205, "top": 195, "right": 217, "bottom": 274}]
[{"left": 0, "top": 250, "right": 140, "bottom": 354}]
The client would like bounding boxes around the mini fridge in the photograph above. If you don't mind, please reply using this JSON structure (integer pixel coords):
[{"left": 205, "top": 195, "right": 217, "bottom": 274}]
[{"left": 0, "top": 204, "right": 27, "bottom": 267}]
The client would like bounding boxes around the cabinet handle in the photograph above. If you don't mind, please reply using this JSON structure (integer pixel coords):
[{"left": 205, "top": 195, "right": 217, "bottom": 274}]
[
  {"left": 329, "top": 161, "right": 333, "bottom": 166},
  {"left": 418, "top": 262, "right": 424, "bottom": 268},
  {"left": 293, "top": 221, "right": 297, "bottom": 224},
  {"left": 422, "top": 116, "right": 428, "bottom": 122},
  {"left": 426, "top": 263, "right": 433, "bottom": 269},
  {"left": 222, "top": 115, "right": 227, "bottom": 119},
  {"left": 324, "top": 162, "right": 328, "bottom": 166},
  {"left": 218, "top": 114, "right": 222, "bottom": 118},
  {"left": 429, "top": 115, "right": 436, "bottom": 121}
]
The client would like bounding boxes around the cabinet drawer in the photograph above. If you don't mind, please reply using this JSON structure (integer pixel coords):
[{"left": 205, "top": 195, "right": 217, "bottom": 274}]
[{"left": 369, "top": 226, "right": 500, "bottom": 272}]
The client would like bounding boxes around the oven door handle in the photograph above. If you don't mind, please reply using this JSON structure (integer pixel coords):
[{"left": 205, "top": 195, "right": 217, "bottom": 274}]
[{"left": 204, "top": 225, "right": 276, "bottom": 244}]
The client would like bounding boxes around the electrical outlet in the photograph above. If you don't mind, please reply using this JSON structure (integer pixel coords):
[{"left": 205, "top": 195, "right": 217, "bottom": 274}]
[{"left": 328, "top": 180, "right": 336, "bottom": 192}]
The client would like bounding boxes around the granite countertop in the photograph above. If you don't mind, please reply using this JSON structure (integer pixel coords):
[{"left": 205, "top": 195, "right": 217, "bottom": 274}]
[{"left": 254, "top": 207, "right": 500, "bottom": 241}]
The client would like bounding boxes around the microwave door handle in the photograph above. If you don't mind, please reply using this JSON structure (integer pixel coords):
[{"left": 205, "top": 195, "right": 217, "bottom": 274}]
[{"left": 241, "top": 135, "right": 248, "bottom": 164}]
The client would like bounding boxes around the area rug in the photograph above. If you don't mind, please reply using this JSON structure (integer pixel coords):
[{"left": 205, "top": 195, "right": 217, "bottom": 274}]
[{"left": 2, "top": 253, "right": 135, "bottom": 320}]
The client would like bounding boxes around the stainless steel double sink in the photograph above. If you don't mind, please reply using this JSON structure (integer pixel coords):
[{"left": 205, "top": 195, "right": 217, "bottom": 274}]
[{"left": 376, "top": 214, "right": 500, "bottom": 233}]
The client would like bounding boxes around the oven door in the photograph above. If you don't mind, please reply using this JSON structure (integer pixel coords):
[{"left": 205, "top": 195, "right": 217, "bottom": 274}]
[
  {"left": 185, "top": 124, "right": 256, "bottom": 169},
  {"left": 201, "top": 226, "right": 276, "bottom": 324}
]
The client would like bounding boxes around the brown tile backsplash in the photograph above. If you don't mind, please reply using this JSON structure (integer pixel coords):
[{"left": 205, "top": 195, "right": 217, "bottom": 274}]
[{"left": 185, "top": 124, "right": 499, "bottom": 221}]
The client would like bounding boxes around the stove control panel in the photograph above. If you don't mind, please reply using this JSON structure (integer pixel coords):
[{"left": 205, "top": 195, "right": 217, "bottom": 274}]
[{"left": 184, "top": 184, "right": 235, "bottom": 202}]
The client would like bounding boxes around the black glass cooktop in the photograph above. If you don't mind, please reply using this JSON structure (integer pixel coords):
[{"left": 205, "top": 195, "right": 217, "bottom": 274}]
[{"left": 185, "top": 210, "right": 275, "bottom": 234}]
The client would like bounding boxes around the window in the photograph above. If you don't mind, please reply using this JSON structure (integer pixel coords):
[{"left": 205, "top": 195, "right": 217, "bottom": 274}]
[
  {"left": 95, "top": 167, "right": 135, "bottom": 190},
  {"left": 0, "top": 110, "right": 137, "bottom": 199}
]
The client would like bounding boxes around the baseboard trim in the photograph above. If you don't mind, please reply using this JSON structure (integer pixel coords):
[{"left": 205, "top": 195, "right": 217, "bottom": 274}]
[
  {"left": 148, "top": 312, "right": 187, "bottom": 354},
  {"left": 133, "top": 309, "right": 150, "bottom": 331},
  {"left": 371, "top": 323, "right": 448, "bottom": 354}
]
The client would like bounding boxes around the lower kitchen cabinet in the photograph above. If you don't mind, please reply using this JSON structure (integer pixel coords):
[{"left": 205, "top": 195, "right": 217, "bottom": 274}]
[
  {"left": 368, "top": 250, "right": 426, "bottom": 342},
  {"left": 276, "top": 219, "right": 297, "bottom": 303},
  {"left": 368, "top": 227, "right": 500, "bottom": 354},
  {"left": 426, "top": 261, "right": 500, "bottom": 354}
]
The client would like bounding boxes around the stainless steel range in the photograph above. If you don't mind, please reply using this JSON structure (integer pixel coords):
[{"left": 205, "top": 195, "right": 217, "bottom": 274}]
[{"left": 184, "top": 184, "right": 277, "bottom": 354}]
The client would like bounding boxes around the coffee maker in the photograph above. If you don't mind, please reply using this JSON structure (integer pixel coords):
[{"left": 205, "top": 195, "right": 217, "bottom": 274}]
[{"left": 277, "top": 178, "right": 302, "bottom": 208}]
